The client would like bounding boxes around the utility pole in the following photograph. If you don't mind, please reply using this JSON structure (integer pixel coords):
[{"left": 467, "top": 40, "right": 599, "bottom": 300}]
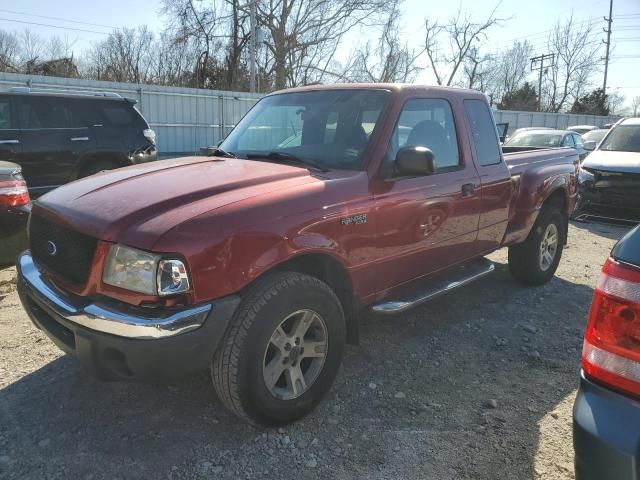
[
  {"left": 530, "top": 53, "right": 555, "bottom": 111},
  {"left": 603, "top": 0, "right": 613, "bottom": 94},
  {"left": 249, "top": 0, "right": 257, "bottom": 93}
]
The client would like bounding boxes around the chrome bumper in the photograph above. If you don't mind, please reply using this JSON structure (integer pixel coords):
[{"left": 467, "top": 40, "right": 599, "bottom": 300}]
[{"left": 17, "top": 252, "right": 211, "bottom": 339}]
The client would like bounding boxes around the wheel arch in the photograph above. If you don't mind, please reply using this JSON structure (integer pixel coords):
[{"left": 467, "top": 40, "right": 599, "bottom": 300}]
[{"left": 268, "top": 252, "right": 360, "bottom": 345}]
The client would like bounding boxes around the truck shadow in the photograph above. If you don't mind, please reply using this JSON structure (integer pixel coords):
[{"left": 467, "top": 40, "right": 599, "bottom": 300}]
[{"left": 0, "top": 261, "right": 596, "bottom": 479}]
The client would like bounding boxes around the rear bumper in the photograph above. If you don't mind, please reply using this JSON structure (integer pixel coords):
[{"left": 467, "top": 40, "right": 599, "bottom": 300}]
[
  {"left": 17, "top": 251, "right": 240, "bottom": 380},
  {"left": 573, "top": 372, "right": 640, "bottom": 480}
]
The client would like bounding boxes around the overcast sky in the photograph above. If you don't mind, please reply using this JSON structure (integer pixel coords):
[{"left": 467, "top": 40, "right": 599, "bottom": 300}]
[{"left": 0, "top": 0, "right": 638, "bottom": 108}]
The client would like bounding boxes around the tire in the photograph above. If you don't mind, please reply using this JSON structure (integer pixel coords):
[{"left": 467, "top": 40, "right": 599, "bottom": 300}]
[
  {"left": 508, "top": 205, "right": 566, "bottom": 286},
  {"left": 211, "top": 271, "right": 346, "bottom": 426},
  {"left": 80, "top": 160, "right": 119, "bottom": 178}
]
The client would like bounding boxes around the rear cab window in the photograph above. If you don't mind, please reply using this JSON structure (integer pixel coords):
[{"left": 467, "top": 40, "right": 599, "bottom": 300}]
[{"left": 463, "top": 99, "right": 502, "bottom": 166}]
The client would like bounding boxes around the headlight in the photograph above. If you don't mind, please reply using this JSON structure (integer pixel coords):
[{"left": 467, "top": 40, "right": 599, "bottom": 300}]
[{"left": 103, "top": 244, "right": 190, "bottom": 296}]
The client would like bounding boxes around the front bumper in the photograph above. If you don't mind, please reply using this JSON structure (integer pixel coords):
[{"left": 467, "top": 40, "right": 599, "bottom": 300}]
[
  {"left": 573, "top": 372, "right": 640, "bottom": 480},
  {"left": 575, "top": 169, "right": 640, "bottom": 224},
  {"left": 17, "top": 252, "right": 240, "bottom": 380}
]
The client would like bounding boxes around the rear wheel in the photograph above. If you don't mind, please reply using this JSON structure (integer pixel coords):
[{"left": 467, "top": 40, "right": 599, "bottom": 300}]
[
  {"left": 211, "top": 272, "right": 345, "bottom": 426},
  {"left": 508, "top": 206, "right": 565, "bottom": 286}
]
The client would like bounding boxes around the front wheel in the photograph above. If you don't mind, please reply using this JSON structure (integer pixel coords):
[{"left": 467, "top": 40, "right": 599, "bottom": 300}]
[
  {"left": 508, "top": 206, "right": 566, "bottom": 286},
  {"left": 211, "top": 272, "right": 345, "bottom": 426}
]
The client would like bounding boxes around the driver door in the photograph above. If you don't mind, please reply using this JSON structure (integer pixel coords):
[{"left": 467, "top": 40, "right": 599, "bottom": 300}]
[{"left": 372, "top": 98, "right": 481, "bottom": 297}]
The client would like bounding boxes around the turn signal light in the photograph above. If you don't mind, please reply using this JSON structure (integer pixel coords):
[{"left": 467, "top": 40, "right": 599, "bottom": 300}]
[
  {"left": 583, "top": 257, "right": 640, "bottom": 397},
  {"left": 0, "top": 179, "right": 30, "bottom": 207}
]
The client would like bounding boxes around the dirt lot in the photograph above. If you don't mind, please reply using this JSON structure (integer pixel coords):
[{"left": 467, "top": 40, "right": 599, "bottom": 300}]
[{"left": 0, "top": 221, "right": 629, "bottom": 480}]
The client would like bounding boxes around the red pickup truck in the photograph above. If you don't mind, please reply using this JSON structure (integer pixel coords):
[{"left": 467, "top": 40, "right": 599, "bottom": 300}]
[{"left": 17, "top": 84, "right": 578, "bottom": 426}]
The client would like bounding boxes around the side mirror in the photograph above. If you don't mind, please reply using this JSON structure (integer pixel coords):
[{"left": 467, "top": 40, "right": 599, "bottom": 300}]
[
  {"left": 395, "top": 146, "right": 436, "bottom": 176},
  {"left": 583, "top": 140, "right": 597, "bottom": 151}
]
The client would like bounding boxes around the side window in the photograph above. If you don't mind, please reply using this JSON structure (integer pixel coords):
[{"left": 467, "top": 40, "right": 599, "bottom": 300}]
[
  {"left": 390, "top": 98, "right": 460, "bottom": 169},
  {"left": 102, "top": 104, "right": 134, "bottom": 126},
  {"left": 562, "top": 135, "right": 575, "bottom": 147},
  {"left": 20, "top": 97, "right": 73, "bottom": 129},
  {"left": 573, "top": 134, "right": 584, "bottom": 147},
  {"left": 0, "top": 98, "right": 13, "bottom": 129},
  {"left": 463, "top": 99, "right": 501, "bottom": 166}
]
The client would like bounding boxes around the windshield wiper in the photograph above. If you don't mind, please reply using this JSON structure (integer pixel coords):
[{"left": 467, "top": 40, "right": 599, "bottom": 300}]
[
  {"left": 203, "top": 147, "right": 237, "bottom": 158},
  {"left": 245, "top": 151, "right": 329, "bottom": 172}
]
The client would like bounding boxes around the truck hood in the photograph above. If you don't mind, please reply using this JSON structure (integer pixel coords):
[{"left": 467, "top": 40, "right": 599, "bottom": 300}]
[
  {"left": 35, "top": 157, "right": 320, "bottom": 249},
  {"left": 582, "top": 150, "right": 640, "bottom": 173}
]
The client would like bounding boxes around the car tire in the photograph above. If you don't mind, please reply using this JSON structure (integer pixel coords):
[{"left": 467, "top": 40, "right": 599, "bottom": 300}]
[
  {"left": 508, "top": 205, "right": 566, "bottom": 286},
  {"left": 80, "top": 160, "right": 119, "bottom": 178},
  {"left": 211, "top": 271, "right": 346, "bottom": 426}
]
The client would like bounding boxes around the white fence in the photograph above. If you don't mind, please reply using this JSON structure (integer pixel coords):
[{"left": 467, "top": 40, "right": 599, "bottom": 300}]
[
  {"left": 492, "top": 110, "right": 620, "bottom": 133},
  {"left": 0, "top": 72, "right": 622, "bottom": 156}
]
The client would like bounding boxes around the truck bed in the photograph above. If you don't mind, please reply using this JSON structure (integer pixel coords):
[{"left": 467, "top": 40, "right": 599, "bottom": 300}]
[{"left": 502, "top": 146, "right": 578, "bottom": 176}]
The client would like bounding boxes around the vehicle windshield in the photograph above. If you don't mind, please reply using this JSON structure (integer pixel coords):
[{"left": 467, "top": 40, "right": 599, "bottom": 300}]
[
  {"left": 504, "top": 133, "right": 563, "bottom": 147},
  {"left": 582, "top": 129, "right": 608, "bottom": 143},
  {"left": 599, "top": 125, "right": 640, "bottom": 153},
  {"left": 219, "top": 89, "right": 390, "bottom": 171}
]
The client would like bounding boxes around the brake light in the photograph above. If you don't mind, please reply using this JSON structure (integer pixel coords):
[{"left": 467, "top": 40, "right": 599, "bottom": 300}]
[
  {"left": 583, "top": 257, "right": 640, "bottom": 397},
  {"left": 143, "top": 128, "right": 156, "bottom": 144},
  {"left": 0, "top": 179, "right": 30, "bottom": 207}
]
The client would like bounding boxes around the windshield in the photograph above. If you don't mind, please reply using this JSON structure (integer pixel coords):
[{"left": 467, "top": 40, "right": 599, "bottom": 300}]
[
  {"left": 220, "top": 89, "right": 390, "bottom": 170},
  {"left": 599, "top": 125, "right": 640, "bottom": 153},
  {"left": 582, "top": 129, "right": 607, "bottom": 143},
  {"left": 505, "top": 133, "right": 563, "bottom": 147}
]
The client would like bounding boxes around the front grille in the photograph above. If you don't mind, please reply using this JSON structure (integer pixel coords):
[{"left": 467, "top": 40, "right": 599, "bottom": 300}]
[
  {"left": 29, "top": 214, "right": 97, "bottom": 285},
  {"left": 592, "top": 170, "right": 640, "bottom": 209}
]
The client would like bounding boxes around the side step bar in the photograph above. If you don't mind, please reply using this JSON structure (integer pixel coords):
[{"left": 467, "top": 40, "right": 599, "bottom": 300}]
[
  {"left": 371, "top": 258, "right": 495, "bottom": 314},
  {"left": 573, "top": 212, "right": 638, "bottom": 227}
]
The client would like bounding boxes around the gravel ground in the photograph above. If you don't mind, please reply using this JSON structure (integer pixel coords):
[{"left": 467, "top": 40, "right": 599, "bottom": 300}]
[{"left": 0, "top": 221, "right": 629, "bottom": 480}]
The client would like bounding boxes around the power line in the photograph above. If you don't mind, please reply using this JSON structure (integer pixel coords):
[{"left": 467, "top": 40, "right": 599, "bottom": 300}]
[
  {"left": 0, "top": 8, "right": 116, "bottom": 30},
  {"left": 0, "top": 17, "right": 110, "bottom": 35}
]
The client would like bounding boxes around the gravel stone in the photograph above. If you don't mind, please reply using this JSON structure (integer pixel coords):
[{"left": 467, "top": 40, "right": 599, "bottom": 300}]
[
  {"left": 487, "top": 399, "right": 499, "bottom": 409},
  {"left": 0, "top": 222, "right": 625, "bottom": 480},
  {"left": 394, "top": 392, "right": 406, "bottom": 399}
]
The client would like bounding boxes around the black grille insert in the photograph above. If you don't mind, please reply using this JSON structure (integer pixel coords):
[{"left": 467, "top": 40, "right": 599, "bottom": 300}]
[{"left": 30, "top": 214, "right": 97, "bottom": 285}]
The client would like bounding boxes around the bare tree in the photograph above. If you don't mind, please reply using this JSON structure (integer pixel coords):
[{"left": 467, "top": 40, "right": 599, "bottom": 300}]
[
  {"left": 481, "top": 40, "right": 532, "bottom": 105},
  {"left": 18, "top": 29, "right": 45, "bottom": 65},
  {"left": 423, "top": 5, "right": 504, "bottom": 87},
  {"left": 631, "top": 96, "right": 640, "bottom": 117},
  {"left": 255, "top": 0, "right": 395, "bottom": 89},
  {"left": 0, "top": 30, "right": 20, "bottom": 72},
  {"left": 85, "top": 27, "right": 155, "bottom": 83},
  {"left": 344, "top": 3, "right": 423, "bottom": 83},
  {"left": 607, "top": 91, "right": 627, "bottom": 115},
  {"left": 541, "top": 15, "right": 601, "bottom": 112}
]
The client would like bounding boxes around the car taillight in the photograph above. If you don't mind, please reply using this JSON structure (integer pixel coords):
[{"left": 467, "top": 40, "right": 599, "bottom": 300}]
[
  {"left": 583, "top": 257, "right": 640, "bottom": 397},
  {"left": 0, "top": 179, "right": 30, "bottom": 207},
  {"left": 143, "top": 128, "right": 156, "bottom": 144}
]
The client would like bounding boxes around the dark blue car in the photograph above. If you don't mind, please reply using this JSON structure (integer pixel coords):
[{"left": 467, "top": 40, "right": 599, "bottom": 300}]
[{"left": 574, "top": 225, "right": 640, "bottom": 479}]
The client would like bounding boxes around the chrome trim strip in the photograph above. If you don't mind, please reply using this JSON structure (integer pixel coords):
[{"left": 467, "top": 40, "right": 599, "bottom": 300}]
[
  {"left": 18, "top": 252, "right": 210, "bottom": 339},
  {"left": 0, "top": 139, "right": 19, "bottom": 144},
  {"left": 372, "top": 261, "right": 495, "bottom": 314},
  {"left": 70, "top": 136, "right": 90, "bottom": 141}
]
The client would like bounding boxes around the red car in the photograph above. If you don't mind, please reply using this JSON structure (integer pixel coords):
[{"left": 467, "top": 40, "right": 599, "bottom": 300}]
[
  {"left": 0, "top": 161, "right": 30, "bottom": 265},
  {"left": 17, "top": 84, "right": 578, "bottom": 425}
]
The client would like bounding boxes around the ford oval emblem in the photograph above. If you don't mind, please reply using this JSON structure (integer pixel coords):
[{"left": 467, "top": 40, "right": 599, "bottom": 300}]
[{"left": 46, "top": 240, "right": 58, "bottom": 256}]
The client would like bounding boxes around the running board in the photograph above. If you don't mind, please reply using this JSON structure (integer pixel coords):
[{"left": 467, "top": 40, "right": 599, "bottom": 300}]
[{"left": 371, "top": 258, "right": 495, "bottom": 314}]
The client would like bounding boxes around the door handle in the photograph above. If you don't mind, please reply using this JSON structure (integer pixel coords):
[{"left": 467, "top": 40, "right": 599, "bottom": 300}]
[
  {"left": 0, "top": 139, "right": 19, "bottom": 144},
  {"left": 70, "top": 137, "right": 89, "bottom": 142},
  {"left": 461, "top": 183, "right": 475, "bottom": 197}
]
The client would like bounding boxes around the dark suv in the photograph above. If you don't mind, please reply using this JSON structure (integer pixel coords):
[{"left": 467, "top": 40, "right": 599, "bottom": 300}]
[{"left": 0, "top": 87, "right": 156, "bottom": 197}]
